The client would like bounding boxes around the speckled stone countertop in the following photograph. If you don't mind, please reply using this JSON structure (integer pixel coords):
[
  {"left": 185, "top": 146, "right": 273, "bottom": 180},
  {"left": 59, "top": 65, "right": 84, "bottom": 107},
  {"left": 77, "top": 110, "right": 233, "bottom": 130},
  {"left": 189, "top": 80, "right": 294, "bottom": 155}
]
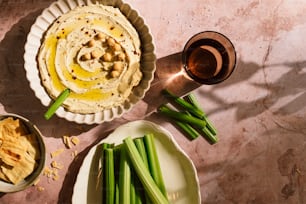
[{"left": 0, "top": 0, "right": 306, "bottom": 203}]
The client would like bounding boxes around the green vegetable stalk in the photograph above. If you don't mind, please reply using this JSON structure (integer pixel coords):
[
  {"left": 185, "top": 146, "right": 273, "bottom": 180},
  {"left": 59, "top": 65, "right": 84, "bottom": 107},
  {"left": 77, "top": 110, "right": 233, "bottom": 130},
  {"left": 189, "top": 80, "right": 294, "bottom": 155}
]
[
  {"left": 134, "top": 138, "right": 151, "bottom": 203},
  {"left": 162, "top": 89, "right": 204, "bottom": 119},
  {"left": 44, "top": 88, "right": 70, "bottom": 120},
  {"left": 158, "top": 105, "right": 206, "bottom": 128},
  {"left": 202, "top": 126, "right": 218, "bottom": 144},
  {"left": 104, "top": 148, "right": 115, "bottom": 204},
  {"left": 160, "top": 89, "right": 218, "bottom": 143},
  {"left": 134, "top": 138, "right": 149, "bottom": 169},
  {"left": 100, "top": 143, "right": 113, "bottom": 203},
  {"left": 123, "top": 136, "right": 169, "bottom": 204},
  {"left": 175, "top": 120, "right": 200, "bottom": 140},
  {"left": 186, "top": 93, "right": 217, "bottom": 135},
  {"left": 99, "top": 135, "right": 170, "bottom": 204},
  {"left": 143, "top": 134, "right": 167, "bottom": 198},
  {"left": 119, "top": 145, "right": 131, "bottom": 204}
]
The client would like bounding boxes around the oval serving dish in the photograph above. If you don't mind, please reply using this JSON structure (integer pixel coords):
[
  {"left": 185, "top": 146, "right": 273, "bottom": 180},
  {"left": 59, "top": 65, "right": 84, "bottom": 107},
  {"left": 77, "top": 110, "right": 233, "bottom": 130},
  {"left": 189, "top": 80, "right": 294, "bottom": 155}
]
[{"left": 72, "top": 120, "right": 201, "bottom": 204}]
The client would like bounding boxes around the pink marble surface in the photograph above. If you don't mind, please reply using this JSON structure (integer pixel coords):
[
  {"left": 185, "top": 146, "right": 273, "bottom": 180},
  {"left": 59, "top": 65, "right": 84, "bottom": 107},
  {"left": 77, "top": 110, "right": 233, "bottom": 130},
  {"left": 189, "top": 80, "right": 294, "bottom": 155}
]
[{"left": 1, "top": 0, "right": 306, "bottom": 203}]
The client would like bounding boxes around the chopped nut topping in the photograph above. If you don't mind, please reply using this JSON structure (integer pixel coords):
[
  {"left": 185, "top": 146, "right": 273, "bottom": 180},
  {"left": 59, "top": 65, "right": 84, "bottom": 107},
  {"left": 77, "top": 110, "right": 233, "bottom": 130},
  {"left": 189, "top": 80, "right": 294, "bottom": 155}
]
[
  {"left": 71, "top": 136, "right": 80, "bottom": 146},
  {"left": 50, "top": 148, "right": 64, "bottom": 158},
  {"left": 43, "top": 160, "right": 63, "bottom": 181},
  {"left": 51, "top": 169, "right": 59, "bottom": 181},
  {"left": 51, "top": 160, "right": 63, "bottom": 169},
  {"left": 71, "top": 150, "right": 78, "bottom": 158},
  {"left": 43, "top": 166, "right": 53, "bottom": 178},
  {"left": 37, "top": 186, "right": 45, "bottom": 191},
  {"left": 52, "top": 174, "right": 59, "bottom": 181},
  {"left": 63, "top": 135, "right": 72, "bottom": 149}
]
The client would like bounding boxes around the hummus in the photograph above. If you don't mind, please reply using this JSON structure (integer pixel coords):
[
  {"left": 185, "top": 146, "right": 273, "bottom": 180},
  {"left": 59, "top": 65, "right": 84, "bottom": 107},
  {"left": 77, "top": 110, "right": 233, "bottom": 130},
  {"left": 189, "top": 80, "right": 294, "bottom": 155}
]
[{"left": 37, "top": 4, "right": 142, "bottom": 114}]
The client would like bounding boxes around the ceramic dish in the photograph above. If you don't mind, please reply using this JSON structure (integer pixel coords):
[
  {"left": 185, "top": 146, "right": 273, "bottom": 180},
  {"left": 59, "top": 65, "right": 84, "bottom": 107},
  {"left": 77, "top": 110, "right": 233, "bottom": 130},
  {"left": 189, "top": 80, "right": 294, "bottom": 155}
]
[
  {"left": 23, "top": 0, "right": 156, "bottom": 124},
  {"left": 72, "top": 120, "right": 201, "bottom": 204},
  {"left": 0, "top": 114, "right": 46, "bottom": 193}
]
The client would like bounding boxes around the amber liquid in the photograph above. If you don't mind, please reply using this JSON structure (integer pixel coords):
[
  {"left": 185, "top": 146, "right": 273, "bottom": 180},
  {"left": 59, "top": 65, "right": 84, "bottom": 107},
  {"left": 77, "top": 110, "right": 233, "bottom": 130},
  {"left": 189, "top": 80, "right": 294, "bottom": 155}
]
[
  {"left": 187, "top": 47, "right": 219, "bottom": 79},
  {"left": 184, "top": 39, "right": 228, "bottom": 83}
]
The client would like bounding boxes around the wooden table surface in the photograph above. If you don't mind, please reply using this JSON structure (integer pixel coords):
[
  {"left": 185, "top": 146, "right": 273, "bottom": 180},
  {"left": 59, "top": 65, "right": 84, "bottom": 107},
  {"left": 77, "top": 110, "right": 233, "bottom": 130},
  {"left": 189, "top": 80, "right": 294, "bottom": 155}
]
[{"left": 1, "top": 0, "right": 306, "bottom": 203}]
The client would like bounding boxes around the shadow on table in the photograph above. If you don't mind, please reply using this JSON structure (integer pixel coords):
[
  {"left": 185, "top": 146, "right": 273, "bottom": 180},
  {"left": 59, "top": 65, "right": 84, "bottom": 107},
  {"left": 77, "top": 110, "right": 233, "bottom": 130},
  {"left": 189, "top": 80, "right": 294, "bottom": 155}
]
[
  {"left": 195, "top": 59, "right": 306, "bottom": 121},
  {"left": 198, "top": 117, "right": 306, "bottom": 203}
]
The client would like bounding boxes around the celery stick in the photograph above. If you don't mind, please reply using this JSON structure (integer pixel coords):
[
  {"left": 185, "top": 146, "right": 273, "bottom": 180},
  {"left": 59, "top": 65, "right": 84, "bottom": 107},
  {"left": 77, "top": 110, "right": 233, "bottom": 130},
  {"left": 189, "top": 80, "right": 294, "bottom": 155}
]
[
  {"left": 119, "top": 145, "right": 131, "bottom": 204},
  {"left": 202, "top": 126, "right": 218, "bottom": 144},
  {"left": 131, "top": 171, "right": 145, "bottom": 204},
  {"left": 130, "top": 175, "right": 136, "bottom": 204},
  {"left": 123, "top": 137, "right": 169, "bottom": 204},
  {"left": 44, "top": 88, "right": 70, "bottom": 120},
  {"left": 134, "top": 176, "right": 145, "bottom": 204},
  {"left": 184, "top": 111, "right": 216, "bottom": 143},
  {"left": 113, "top": 147, "right": 121, "bottom": 204},
  {"left": 134, "top": 138, "right": 149, "bottom": 169},
  {"left": 175, "top": 120, "right": 199, "bottom": 140},
  {"left": 203, "top": 117, "right": 217, "bottom": 135},
  {"left": 187, "top": 93, "right": 217, "bottom": 135},
  {"left": 130, "top": 168, "right": 145, "bottom": 204},
  {"left": 100, "top": 143, "right": 113, "bottom": 165},
  {"left": 186, "top": 93, "right": 202, "bottom": 109},
  {"left": 144, "top": 134, "right": 167, "bottom": 198},
  {"left": 115, "top": 183, "right": 120, "bottom": 204},
  {"left": 104, "top": 148, "right": 115, "bottom": 204},
  {"left": 159, "top": 105, "right": 206, "bottom": 128},
  {"left": 100, "top": 143, "right": 112, "bottom": 203},
  {"left": 134, "top": 138, "right": 151, "bottom": 203},
  {"left": 162, "top": 89, "right": 204, "bottom": 119}
]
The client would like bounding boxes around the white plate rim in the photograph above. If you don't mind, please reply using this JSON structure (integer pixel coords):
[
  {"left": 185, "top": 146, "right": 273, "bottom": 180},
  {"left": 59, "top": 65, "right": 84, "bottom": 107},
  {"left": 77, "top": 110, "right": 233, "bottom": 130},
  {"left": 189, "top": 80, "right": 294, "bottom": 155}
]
[{"left": 72, "top": 120, "right": 201, "bottom": 204}]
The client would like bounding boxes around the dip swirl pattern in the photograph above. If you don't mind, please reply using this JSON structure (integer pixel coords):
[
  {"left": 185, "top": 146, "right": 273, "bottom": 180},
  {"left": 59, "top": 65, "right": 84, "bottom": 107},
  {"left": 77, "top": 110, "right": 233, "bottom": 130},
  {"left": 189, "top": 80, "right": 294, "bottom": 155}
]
[{"left": 37, "top": 5, "right": 142, "bottom": 114}]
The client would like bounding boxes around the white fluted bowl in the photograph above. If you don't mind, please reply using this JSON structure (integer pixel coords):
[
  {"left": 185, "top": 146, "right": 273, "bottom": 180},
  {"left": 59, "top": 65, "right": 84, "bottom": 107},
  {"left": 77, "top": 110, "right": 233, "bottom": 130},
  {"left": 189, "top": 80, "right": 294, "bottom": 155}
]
[{"left": 24, "top": 0, "right": 156, "bottom": 124}]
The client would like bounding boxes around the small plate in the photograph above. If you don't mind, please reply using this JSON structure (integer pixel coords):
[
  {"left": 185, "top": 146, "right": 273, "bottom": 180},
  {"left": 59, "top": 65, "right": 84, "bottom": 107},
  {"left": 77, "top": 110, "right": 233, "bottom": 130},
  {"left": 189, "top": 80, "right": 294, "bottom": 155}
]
[
  {"left": 23, "top": 0, "right": 156, "bottom": 124},
  {"left": 72, "top": 120, "right": 201, "bottom": 204}
]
